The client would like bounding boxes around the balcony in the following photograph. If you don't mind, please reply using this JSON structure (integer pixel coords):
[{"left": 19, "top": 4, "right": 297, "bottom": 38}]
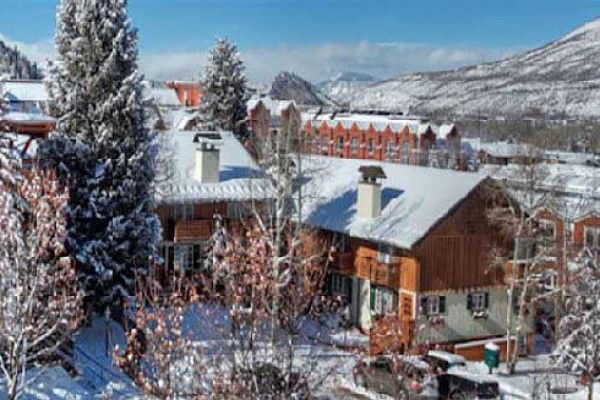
[
  {"left": 174, "top": 220, "right": 213, "bottom": 243},
  {"left": 330, "top": 252, "right": 400, "bottom": 288}
]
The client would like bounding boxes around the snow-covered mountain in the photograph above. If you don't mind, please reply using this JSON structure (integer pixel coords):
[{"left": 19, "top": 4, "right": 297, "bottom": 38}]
[
  {"left": 268, "top": 71, "right": 337, "bottom": 107},
  {"left": 344, "top": 18, "right": 600, "bottom": 118},
  {"left": 317, "top": 72, "right": 380, "bottom": 104},
  {"left": 0, "top": 38, "right": 41, "bottom": 79}
]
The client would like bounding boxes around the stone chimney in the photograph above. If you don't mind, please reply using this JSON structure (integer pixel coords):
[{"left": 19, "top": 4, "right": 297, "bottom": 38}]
[
  {"left": 193, "top": 132, "right": 222, "bottom": 183},
  {"left": 357, "top": 165, "right": 386, "bottom": 219}
]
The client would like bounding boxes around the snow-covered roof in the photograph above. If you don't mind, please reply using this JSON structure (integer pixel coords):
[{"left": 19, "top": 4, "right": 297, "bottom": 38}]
[
  {"left": 156, "top": 130, "right": 274, "bottom": 203},
  {"left": 1, "top": 80, "right": 49, "bottom": 102},
  {"left": 150, "top": 87, "right": 180, "bottom": 107},
  {"left": 247, "top": 96, "right": 296, "bottom": 117},
  {"left": 302, "top": 112, "right": 457, "bottom": 139},
  {"left": 480, "top": 141, "right": 533, "bottom": 158},
  {"left": 300, "top": 155, "right": 487, "bottom": 249},
  {"left": 485, "top": 163, "right": 600, "bottom": 219},
  {"left": 2, "top": 111, "right": 55, "bottom": 123}
]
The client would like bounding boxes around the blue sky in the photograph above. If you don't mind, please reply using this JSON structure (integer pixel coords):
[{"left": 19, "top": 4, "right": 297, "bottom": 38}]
[{"left": 0, "top": 0, "right": 598, "bottom": 82}]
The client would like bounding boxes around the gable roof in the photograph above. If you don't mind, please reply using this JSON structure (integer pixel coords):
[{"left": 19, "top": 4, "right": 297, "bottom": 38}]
[
  {"left": 2, "top": 80, "right": 49, "bottom": 102},
  {"left": 300, "top": 156, "right": 487, "bottom": 249},
  {"left": 155, "top": 130, "right": 274, "bottom": 204}
]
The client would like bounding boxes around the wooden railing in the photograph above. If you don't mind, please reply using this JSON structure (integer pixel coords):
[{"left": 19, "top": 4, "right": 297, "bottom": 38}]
[{"left": 330, "top": 252, "right": 401, "bottom": 289}]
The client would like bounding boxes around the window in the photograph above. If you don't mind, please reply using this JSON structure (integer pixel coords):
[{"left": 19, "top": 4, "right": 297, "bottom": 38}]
[
  {"left": 174, "top": 203, "right": 194, "bottom": 220},
  {"left": 377, "top": 243, "right": 394, "bottom": 264},
  {"left": 421, "top": 295, "right": 446, "bottom": 316},
  {"left": 402, "top": 141, "right": 410, "bottom": 164},
  {"left": 174, "top": 245, "right": 193, "bottom": 272},
  {"left": 385, "top": 140, "right": 396, "bottom": 159},
  {"left": 370, "top": 286, "right": 398, "bottom": 316},
  {"left": 336, "top": 136, "right": 344, "bottom": 152},
  {"left": 584, "top": 226, "right": 600, "bottom": 250},
  {"left": 350, "top": 137, "right": 359, "bottom": 155},
  {"left": 467, "top": 292, "right": 489, "bottom": 311},
  {"left": 312, "top": 136, "right": 320, "bottom": 151},
  {"left": 367, "top": 138, "right": 375, "bottom": 154},
  {"left": 321, "top": 135, "right": 329, "bottom": 152},
  {"left": 329, "top": 273, "right": 352, "bottom": 304},
  {"left": 537, "top": 219, "right": 556, "bottom": 240}
]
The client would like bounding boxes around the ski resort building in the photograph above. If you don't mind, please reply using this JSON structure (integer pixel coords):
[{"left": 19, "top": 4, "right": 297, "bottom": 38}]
[
  {"left": 166, "top": 81, "right": 202, "bottom": 109},
  {"left": 299, "top": 156, "right": 519, "bottom": 355},
  {"left": 153, "top": 130, "right": 274, "bottom": 283},
  {"left": 302, "top": 112, "right": 462, "bottom": 169},
  {"left": 247, "top": 96, "right": 301, "bottom": 138}
]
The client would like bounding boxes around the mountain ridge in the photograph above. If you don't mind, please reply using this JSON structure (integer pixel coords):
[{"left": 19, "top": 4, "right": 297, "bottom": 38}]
[{"left": 320, "top": 17, "right": 600, "bottom": 118}]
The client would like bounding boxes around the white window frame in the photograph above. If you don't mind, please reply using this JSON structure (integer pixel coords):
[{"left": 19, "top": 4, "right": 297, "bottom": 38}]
[
  {"left": 373, "top": 286, "right": 396, "bottom": 316},
  {"left": 425, "top": 296, "right": 441, "bottom": 315},
  {"left": 471, "top": 292, "right": 487, "bottom": 311},
  {"left": 584, "top": 226, "right": 600, "bottom": 249}
]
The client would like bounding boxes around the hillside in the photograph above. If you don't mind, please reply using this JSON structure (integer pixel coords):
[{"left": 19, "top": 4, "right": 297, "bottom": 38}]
[
  {"left": 317, "top": 72, "right": 380, "bottom": 104},
  {"left": 0, "top": 38, "right": 41, "bottom": 79},
  {"left": 332, "top": 18, "right": 600, "bottom": 118},
  {"left": 269, "top": 71, "right": 336, "bottom": 107}
]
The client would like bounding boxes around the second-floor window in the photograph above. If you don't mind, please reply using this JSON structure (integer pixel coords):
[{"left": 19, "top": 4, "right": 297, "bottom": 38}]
[
  {"left": 174, "top": 203, "right": 194, "bottom": 220},
  {"left": 385, "top": 140, "right": 396, "bottom": 159},
  {"left": 367, "top": 138, "right": 375, "bottom": 154},
  {"left": 537, "top": 219, "right": 557, "bottom": 240},
  {"left": 402, "top": 141, "right": 410, "bottom": 164},
  {"left": 584, "top": 226, "right": 600, "bottom": 250},
  {"left": 350, "top": 137, "right": 359, "bottom": 155},
  {"left": 336, "top": 136, "right": 344, "bottom": 152},
  {"left": 377, "top": 243, "right": 394, "bottom": 264}
]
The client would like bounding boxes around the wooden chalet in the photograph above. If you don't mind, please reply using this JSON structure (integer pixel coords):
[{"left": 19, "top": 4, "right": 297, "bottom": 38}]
[
  {"left": 299, "top": 156, "right": 517, "bottom": 356},
  {"left": 154, "top": 130, "right": 274, "bottom": 282}
]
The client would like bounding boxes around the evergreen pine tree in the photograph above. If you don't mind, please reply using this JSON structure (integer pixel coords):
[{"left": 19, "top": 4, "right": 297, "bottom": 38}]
[
  {"left": 201, "top": 38, "right": 249, "bottom": 142},
  {"left": 44, "top": 0, "right": 161, "bottom": 316}
]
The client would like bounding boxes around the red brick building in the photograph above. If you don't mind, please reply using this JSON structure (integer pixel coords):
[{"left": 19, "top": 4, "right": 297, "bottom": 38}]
[{"left": 302, "top": 112, "right": 462, "bottom": 169}]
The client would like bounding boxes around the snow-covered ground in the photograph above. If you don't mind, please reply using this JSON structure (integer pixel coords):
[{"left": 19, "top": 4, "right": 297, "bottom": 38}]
[{"left": 0, "top": 319, "right": 149, "bottom": 399}]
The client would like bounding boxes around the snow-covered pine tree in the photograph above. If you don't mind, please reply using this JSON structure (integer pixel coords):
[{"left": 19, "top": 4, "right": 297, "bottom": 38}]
[
  {"left": 554, "top": 250, "right": 600, "bottom": 400},
  {"left": 201, "top": 38, "right": 249, "bottom": 142},
  {"left": 45, "top": 0, "right": 161, "bottom": 317}
]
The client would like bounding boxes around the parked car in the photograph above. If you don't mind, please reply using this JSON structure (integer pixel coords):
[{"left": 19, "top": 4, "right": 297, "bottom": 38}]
[
  {"left": 437, "top": 370, "right": 500, "bottom": 399},
  {"left": 423, "top": 351, "right": 467, "bottom": 372},
  {"left": 353, "top": 356, "right": 439, "bottom": 399}
]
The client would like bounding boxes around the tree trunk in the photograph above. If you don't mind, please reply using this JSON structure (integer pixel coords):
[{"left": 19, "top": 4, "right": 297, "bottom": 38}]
[
  {"left": 589, "top": 377, "right": 594, "bottom": 400},
  {"left": 8, "top": 375, "right": 18, "bottom": 400}
]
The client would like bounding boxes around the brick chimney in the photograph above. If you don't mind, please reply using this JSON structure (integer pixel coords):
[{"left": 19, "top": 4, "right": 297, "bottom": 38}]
[
  {"left": 357, "top": 165, "right": 386, "bottom": 219},
  {"left": 193, "top": 132, "right": 222, "bottom": 183}
]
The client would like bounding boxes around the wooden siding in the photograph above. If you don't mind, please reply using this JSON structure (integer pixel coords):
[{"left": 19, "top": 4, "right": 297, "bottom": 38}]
[
  {"left": 174, "top": 220, "right": 212, "bottom": 243},
  {"left": 574, "top": 214, "right": 600, "bottom": 249},
  {"left": 414, "top": 185, "right": 505, "bottom": 292}
]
